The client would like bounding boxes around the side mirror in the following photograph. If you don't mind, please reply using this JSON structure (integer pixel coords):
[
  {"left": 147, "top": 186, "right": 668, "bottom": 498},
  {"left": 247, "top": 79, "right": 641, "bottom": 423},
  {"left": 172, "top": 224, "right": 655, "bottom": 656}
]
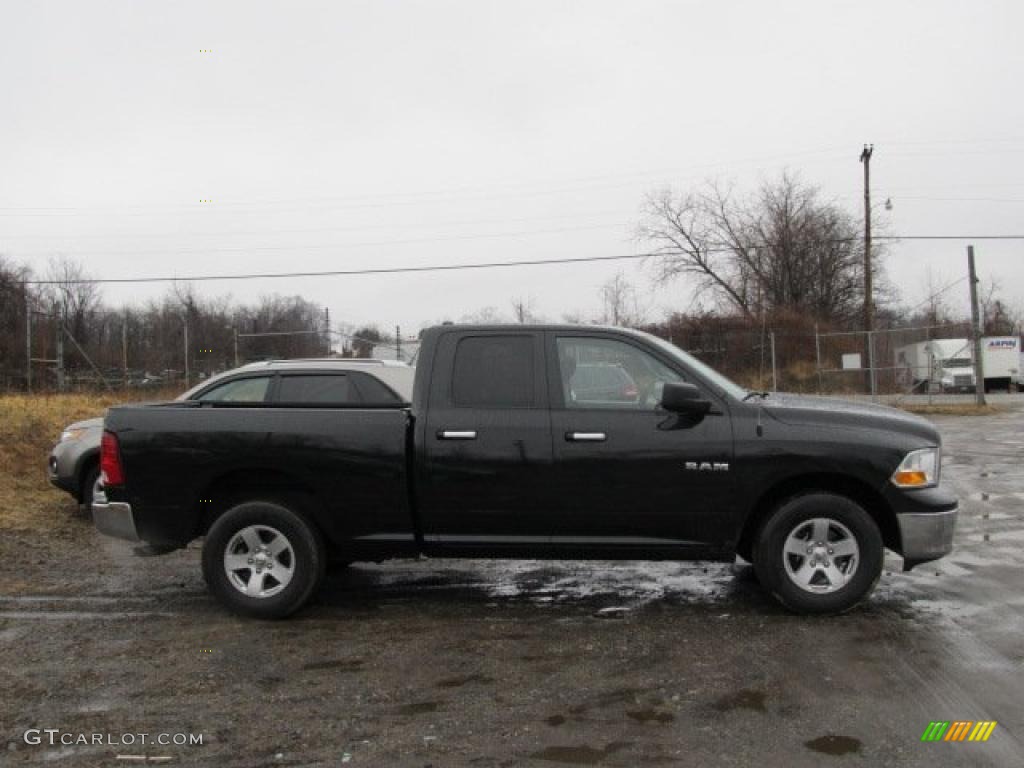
[{"left": 660, "top": 381, "right": 712, "bottom": 415}]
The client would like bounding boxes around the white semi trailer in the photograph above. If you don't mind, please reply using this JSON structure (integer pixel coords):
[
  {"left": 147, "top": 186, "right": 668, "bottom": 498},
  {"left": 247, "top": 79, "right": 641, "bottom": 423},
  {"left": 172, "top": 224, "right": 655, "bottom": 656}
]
[{"left": 894, "top": 336, "right": 1020, "bottom": 393}]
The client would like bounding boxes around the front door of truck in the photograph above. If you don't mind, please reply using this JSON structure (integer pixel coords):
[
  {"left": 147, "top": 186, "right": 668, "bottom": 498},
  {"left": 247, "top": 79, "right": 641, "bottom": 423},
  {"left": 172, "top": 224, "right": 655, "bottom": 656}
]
[
  {"left": 545, "top": 332, "right": 735, "bottom": 551},
  {"left": 418, "top": 330, "right": 553, "bottom": 546}
]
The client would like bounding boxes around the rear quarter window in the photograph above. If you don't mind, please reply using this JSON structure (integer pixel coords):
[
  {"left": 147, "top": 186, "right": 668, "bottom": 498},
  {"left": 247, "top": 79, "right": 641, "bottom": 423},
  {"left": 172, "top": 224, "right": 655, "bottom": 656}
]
[
  {"left": 276, "top": 375, "right": 357, "bottom": 404},
  {"left": 351, "top": 372, "right": 404, "bottom": 404}
]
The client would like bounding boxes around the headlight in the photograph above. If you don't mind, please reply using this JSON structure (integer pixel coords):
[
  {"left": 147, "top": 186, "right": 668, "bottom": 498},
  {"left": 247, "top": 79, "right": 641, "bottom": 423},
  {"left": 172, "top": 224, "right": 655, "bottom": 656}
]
[
  {"left": 59, "top": 427, "right": 87, "bottom": 443},
  {"left": 891, "top": 447, "right": 940, "bottom": 488}
]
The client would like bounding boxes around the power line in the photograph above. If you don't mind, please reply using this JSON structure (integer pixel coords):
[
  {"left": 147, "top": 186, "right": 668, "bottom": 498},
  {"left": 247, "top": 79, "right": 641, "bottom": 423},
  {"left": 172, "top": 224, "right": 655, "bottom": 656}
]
[
  {"left": 21, "top": 228, "right": 1019, "bottom": 260},
  {"left": 878, "top": 234, "right": 1024, "bottom": 240},
  {"left": 903, "top": 276, "right": 969, "bottom": 315},
  {"left": 22, "top": 252, "right": 655, "bottom": 285},
  {"left": 873, "top": 195, "right": 1024, "bottom": 204},
  {"left": 879, "top": 137, "right": 1024, "bottom": 146},
  {"left": 17, "top": 234, "right": 1024, "bottom": 286}
]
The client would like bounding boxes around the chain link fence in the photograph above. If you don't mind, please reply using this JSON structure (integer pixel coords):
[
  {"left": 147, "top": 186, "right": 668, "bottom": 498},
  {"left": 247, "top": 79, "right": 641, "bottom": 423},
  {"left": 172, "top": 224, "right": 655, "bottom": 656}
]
[
  {"left": 670, "top": 322, "right": 1020, "bottom": 402},
  {"left": 7, "top": 316, "right": 1021, "bottom": 403}
]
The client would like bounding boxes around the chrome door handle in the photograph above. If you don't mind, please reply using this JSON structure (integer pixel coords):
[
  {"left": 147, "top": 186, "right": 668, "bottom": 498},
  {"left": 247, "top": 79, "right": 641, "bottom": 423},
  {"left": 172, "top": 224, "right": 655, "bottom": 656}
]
[
  {"left": 566, "top": 431, "right": 606, "bottom": 442},
  {"left": 438, "top": 430, "right": 477, "bottom": 440}
]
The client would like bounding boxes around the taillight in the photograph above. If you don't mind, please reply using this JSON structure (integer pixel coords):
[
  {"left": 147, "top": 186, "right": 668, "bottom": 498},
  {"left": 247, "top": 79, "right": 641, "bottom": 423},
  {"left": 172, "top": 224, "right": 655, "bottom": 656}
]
[{"left": 100, "top": 430, "right": 125, "bottom": 486}]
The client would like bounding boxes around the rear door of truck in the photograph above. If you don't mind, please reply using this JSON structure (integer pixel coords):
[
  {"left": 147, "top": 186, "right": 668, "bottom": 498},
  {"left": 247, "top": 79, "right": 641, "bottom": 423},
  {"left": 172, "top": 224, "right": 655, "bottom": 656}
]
[{"left": 415, "top": 329, "right": 553, "bottom": 547}]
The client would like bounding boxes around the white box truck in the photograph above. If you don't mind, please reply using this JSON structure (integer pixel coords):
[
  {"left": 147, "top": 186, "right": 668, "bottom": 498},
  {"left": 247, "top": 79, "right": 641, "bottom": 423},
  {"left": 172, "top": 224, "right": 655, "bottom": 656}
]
[
  {"left": 894, "top": 339, "right": 974, "bottom": 393},
  {"left": 895, "top": 336, "right": 1021, "bottom": 393}
]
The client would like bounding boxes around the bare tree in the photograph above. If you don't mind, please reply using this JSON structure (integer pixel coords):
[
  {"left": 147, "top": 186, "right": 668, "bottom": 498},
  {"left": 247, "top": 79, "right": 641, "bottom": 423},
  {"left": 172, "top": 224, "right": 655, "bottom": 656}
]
[
  {"left": 349, "top": 326, "right": 382, "bottom": 358},
  {"left": 599, "top": 272, "right": 646, "bottom": 327},
  {"left": 459, "top": 306, "right": 504, "bottom": 324},
  {"left": 41, "top": 256, "right": 102, "bottom": 344},
  {"left": 638, "top": 173, "right": 880, "bottom": 324},
  {"left": 0, "top": 255, "right": 33, "bottom": 386},
  {"left": 979, "top": 279, "right": 1021, "bottom": 336},
  {"left": 0, "top": 252, "right": 332, "bottom": 389},
  {"left": 510, "top": 296, "right": 537, "bottom": 324},
  {"left": 638, "top": 184, "right": 753, "bottom": 318},
  {"left": 917, "top": 268, "right": 955, "bottom": 326}
]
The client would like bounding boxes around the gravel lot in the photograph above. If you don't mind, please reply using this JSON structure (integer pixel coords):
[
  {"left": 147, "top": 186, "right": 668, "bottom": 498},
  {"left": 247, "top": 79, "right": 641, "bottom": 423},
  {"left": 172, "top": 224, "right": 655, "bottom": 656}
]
[{"left": 2, "top": 404, "right": 1023, "bottom": 767}]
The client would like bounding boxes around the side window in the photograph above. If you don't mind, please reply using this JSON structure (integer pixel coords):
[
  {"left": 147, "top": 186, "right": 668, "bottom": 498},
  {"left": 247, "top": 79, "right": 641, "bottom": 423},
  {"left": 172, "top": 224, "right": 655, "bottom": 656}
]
[
  {"left": 556, "top": 337, "right": 682, "bottom": 410},
  {"left": 277, "top": 375, "right": 357, "bottom": 404},
  {"left": 351, "top": 372, "right": 403, "bottom": 404},
  {"left": 197, "top": 376, "right": 272, "bottom": 403},
  {"left": 452, "top": 335, "right": 534, "bottom": 408}
]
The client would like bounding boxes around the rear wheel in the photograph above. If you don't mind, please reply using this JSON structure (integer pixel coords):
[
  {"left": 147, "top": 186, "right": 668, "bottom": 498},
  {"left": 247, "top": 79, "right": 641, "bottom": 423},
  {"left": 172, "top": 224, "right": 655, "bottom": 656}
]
[
  {"left": 753, "top": 493, "right": 883, "bottom": 615},
  {"left": 202, "top": 500, "right": 326, "bottom": 619}
]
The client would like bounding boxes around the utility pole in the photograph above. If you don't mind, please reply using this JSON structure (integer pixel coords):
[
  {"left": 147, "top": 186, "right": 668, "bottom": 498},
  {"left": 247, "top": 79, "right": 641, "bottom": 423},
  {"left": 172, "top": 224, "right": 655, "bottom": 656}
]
[
  {"left": 968, "top": 245, "right": 986, "bottom": 406},
  {"left": 183, "top": 319, "right": 189, "bottom": 388},
  {"left": 233, "top": 328, "right": 239, "bottom": 367},
  {"left": 324, "top": 307, "right": 330, "bottom": 356},
  {"left": 860, "top": 143, "right": 875, "bottom": 396},
  {"left": 25, "top": 296, "right": 32, "bottom": 393},
  {"left": 122, "top": 310, "right": 129, "bottom": 388},
  {"left": 56, "top": 309, "right": 65, "bottom": 391},
  {"left": 814, "top": 323, "right": 822, "bottom": 394},
  {"left": 860, "top": 144, "right": 874, "bottom": 330},
  {"left": 396, "top": 325, "right": 402, "bottom": 361}
]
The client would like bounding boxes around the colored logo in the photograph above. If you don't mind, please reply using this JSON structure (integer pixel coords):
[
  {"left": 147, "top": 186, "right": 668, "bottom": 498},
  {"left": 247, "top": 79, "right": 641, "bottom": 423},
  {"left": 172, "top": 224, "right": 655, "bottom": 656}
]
[
  {"left": 986, "top": 338, "right": 1017, "bottom": 349},
  {"left": 921, "top": 721, "right": 997, "bottom": 742}
]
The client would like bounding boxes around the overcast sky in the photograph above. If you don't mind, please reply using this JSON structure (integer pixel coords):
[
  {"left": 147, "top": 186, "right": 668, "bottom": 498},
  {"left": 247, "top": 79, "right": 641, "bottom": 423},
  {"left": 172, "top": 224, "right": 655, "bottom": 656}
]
[{"left": 2, "top": 0, "right": 1022, "bottom": 337}]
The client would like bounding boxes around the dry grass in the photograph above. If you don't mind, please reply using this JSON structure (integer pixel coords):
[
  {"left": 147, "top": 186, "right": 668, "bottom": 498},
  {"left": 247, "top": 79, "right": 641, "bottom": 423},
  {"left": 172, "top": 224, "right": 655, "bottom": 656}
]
[{"left": 0, "top": 389, "right": 179, "bottom": 531}]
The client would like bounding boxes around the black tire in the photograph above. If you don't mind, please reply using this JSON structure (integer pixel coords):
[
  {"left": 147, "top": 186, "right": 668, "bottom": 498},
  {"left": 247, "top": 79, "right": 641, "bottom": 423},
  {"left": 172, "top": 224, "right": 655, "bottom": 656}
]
[
  {"left": 202, "top": 500, "right": 326, "bottom": 619},
  {"left": 78, "top": 464, "right": 100, "bottom": 516},
  {"left": 753, "top": 493, "right": 883, "bottom": 615}
]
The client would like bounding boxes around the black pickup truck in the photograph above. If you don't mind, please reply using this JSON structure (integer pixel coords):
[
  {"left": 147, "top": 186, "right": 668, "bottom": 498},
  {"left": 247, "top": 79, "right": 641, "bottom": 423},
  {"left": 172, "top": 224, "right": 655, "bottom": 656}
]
[{"left": 93, "top": 324, "right": 957, "bottom": 618}]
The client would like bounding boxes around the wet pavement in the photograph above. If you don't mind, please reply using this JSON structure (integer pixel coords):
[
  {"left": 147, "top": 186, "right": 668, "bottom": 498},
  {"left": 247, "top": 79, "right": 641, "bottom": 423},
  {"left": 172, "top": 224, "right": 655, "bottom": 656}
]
[{"left": 2, "top": 406, "right": 1023, "bottom": 766}]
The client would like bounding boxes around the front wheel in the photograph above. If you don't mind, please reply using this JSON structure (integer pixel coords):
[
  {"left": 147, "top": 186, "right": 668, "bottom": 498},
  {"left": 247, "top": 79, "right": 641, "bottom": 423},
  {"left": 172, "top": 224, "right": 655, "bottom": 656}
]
[
  {"left": 202, "top": 500, "right": 326, "bottom": 619},
  {"left": 753, "top": 493, "right": 883, "bottom": 615}
]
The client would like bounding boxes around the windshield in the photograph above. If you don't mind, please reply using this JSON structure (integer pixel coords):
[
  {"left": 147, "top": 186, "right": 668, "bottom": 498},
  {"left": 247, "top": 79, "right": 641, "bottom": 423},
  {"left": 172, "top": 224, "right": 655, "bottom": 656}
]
[
  {"left": 941, "top": 358, "right": 972, "bottom": 368},
  {"left": 635, "top": 331, "right": 749, "bottom": 400}
]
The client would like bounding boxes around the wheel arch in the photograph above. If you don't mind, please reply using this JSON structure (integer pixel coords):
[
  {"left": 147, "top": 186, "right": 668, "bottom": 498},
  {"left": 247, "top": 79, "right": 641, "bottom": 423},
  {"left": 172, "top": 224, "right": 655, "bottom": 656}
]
[
  {"left": 192, "top": 468, "right": 326, "bottom": 539},
  {"left": 736, "top": 473, "right": 899, "bottom": 562}
]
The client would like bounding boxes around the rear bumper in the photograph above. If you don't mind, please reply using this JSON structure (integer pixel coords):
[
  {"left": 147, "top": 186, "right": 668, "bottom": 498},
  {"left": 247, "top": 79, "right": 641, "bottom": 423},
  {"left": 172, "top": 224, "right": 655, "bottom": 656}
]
[
  {"left": 92, "top": 487, "right": 141, "bottom": 542},
  {"left": 897, "top": 507, "right": 957, "bottom": 569}
]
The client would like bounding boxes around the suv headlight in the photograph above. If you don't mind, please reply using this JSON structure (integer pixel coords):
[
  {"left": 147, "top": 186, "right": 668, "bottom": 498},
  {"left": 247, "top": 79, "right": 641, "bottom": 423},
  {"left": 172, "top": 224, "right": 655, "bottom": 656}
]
[{"left": 891, "top": 447, "right": 940, "bottom": 488}]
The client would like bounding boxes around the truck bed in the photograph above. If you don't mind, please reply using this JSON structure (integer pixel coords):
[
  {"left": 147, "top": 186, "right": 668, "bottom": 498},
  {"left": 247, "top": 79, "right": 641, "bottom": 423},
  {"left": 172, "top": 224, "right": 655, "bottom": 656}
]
[{"left": 105, "top": 402, "right": 414, "bottom": 552}]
